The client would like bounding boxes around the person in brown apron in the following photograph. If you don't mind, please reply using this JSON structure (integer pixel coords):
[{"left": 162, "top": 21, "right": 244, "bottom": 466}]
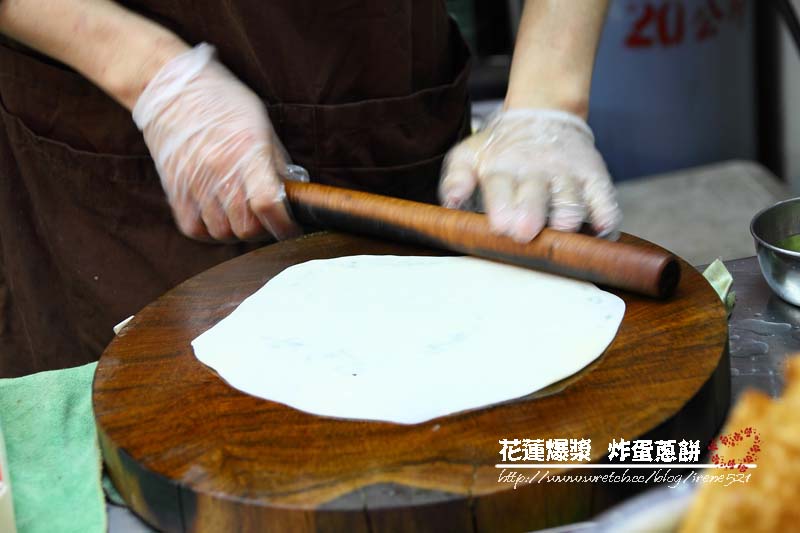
[{"left": 0, "top": 0, "right": 618, "bottom": 377}]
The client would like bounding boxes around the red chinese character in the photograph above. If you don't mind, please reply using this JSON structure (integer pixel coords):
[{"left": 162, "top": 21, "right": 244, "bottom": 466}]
[{"left": 694, "top": 5, "right": 719, "bottom": 42}]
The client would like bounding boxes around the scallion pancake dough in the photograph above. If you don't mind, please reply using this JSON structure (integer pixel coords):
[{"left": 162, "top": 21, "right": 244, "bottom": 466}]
[{"left": 191, "top": 255, "right": 625, "bottom": 424}]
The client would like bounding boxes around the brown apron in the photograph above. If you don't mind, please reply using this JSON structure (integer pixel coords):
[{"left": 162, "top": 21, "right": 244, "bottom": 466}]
[{"left": 0, "top": 1, "right": 471, "bottom": 377}]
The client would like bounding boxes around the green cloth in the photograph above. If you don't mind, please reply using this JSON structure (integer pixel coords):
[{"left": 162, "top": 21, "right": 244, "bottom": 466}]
[
  {"left": 702, "top": 258, "right": 736, "bottom": 315},
  {"left": 0, "top": 362, "right": 105, "bottom": 533}
]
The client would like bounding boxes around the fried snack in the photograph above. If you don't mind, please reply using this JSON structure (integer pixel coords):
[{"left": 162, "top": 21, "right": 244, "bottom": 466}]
[{"left": 680, "top": 357, "right": 800, "bottom": 532}]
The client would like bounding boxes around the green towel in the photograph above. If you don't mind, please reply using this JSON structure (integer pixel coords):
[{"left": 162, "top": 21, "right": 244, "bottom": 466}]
[{"left": 0, "top": 362, "right": 105, "bottom": 533}]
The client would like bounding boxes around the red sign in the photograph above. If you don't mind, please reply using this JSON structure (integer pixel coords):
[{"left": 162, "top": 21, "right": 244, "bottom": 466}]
[{"left": 625, "top": 0, "right": 746, "bottom": 48}]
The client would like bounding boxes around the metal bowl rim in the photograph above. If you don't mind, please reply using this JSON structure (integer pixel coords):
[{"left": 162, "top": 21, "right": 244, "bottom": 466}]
[{"left": 750, "top": 196, "right": 800, "bottom": 258}]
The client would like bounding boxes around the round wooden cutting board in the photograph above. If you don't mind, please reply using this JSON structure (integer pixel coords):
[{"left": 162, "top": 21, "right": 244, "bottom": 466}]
[{"left": 93, "top": 232, "right": 729, "bottom": 533}]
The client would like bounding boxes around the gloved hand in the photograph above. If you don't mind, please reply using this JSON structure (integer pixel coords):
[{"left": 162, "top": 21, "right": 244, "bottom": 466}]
[
  {"left": 439, "top": 109, "right": 621, "bottom": 243},
  {"left": 132, "top": 43, "right": 301, "bottom": 241}
]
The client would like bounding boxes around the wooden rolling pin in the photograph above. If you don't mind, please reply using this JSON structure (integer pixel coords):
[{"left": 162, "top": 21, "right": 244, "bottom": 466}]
[{"left": 284, "top": 181, "right": 680, "bottom": 298}]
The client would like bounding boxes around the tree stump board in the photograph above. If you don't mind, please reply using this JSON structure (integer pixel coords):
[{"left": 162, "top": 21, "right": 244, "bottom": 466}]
[{"left": 93, "top": 232, "right": 730, "bottom": 532}]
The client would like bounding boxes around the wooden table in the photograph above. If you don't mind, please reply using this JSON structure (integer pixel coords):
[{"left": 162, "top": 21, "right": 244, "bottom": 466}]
[{"left": 94, "top": 232, "right": 729, "bottom": 532}]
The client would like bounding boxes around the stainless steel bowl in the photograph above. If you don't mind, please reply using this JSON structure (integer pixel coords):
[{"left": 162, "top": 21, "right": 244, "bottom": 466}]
[{"left": 751, "top": 197, "right": 800, "bottom": 306}]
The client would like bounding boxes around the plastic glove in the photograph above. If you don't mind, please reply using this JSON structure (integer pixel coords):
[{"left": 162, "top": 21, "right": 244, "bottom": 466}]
[
  {"left": 439, "top": 109, "right": 621, "bottom": 243},
  {"left": 133, "top": 43, "right": 301, "bottom": 241}
]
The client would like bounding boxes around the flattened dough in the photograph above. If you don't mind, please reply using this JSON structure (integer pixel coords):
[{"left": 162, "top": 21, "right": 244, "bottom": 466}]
[{"left": 192, "top": 255, "right": 625, "bottom": 424}]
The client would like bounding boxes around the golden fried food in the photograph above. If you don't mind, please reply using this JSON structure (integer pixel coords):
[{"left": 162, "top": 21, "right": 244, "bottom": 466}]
[{"left": 680, "top": 357, "right": 800, "bottom": 532}]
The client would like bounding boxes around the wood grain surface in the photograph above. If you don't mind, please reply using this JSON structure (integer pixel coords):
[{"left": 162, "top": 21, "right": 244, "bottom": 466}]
[
  {"left": 285, "top": 182, "right": 680, "bottom": 298},
  {"left": 93, "top": 232, "right": 730, "bottom": 533}
]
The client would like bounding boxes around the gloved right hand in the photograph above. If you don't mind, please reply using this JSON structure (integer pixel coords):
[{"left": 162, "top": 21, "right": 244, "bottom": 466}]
[
  {"left": 440, "top": 109, "right": 621, "bottom": 243},
  {"left": 132, "top": 43, "right": 300, "bottom": 241}
]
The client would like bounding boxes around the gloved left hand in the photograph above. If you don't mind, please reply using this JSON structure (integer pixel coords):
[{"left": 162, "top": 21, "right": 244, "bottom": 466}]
[{"left": 439, "top": 109, "right": 621, "bottom": 243}]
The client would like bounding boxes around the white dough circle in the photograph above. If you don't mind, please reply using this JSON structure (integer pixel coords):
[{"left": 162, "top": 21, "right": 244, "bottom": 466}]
[{"left": 191, "top": 255, "right": 626, "bottom": 424}]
